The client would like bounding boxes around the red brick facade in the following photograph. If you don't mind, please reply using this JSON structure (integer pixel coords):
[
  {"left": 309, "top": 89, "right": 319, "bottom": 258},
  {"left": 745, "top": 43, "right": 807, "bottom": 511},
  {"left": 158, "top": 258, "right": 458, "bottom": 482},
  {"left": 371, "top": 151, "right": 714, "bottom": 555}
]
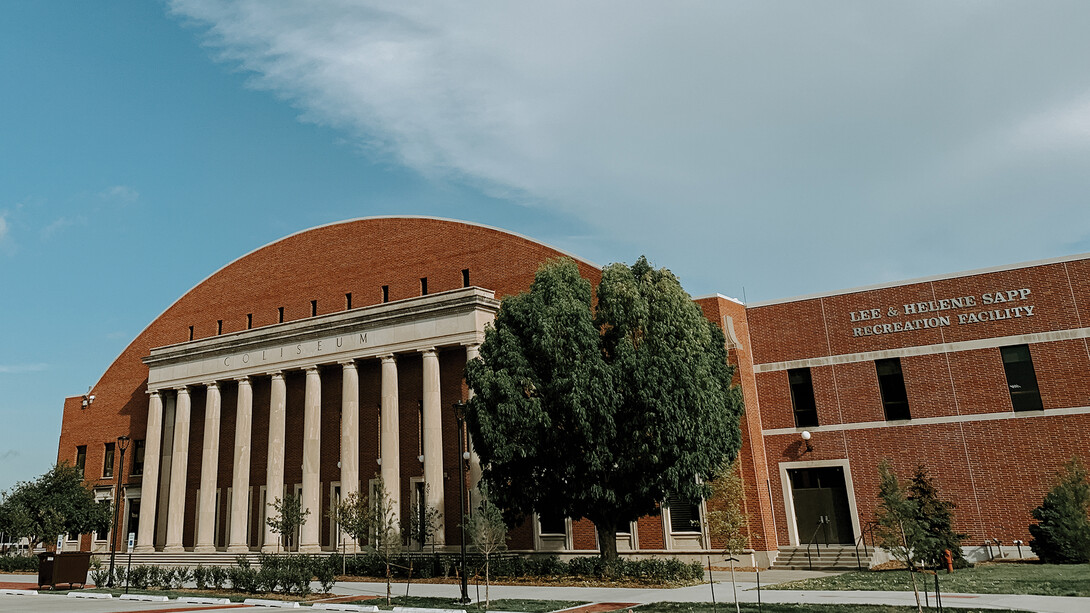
[
  {"left": 748, "top": 256, "right": 1090, "bottom": 557},
  {"left": 56, "top": 216, "right": 1090, "bottom": 563}
]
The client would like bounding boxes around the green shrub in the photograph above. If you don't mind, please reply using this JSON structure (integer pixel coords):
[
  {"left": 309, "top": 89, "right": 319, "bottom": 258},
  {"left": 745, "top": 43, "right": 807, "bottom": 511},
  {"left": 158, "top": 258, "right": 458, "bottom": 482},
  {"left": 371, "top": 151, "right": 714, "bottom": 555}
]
[
  {"left": 209, "top": 565, "right": 228, "bottom": 590},
  {"left": 0, "top": 555, "right": 38, "bottom": 572},
  {"left": 1030, "top": 458, "right": 1090, "bottom": 564},
  {"left": 127, "top": 565, "right": 151, "bottom": 589},
  {"left": 228, "top": 565, "right": 259, "bottom": 594},
  {"left": 192, "top": 564, "right": 211, "bottom": 590}
]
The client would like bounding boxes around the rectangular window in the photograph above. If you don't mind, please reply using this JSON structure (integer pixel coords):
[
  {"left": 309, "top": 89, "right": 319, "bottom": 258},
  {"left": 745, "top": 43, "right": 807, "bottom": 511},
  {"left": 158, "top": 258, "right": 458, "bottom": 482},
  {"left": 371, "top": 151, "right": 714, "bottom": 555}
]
[
  {"left": 667, "top": 492, "right": 701, "bottom": 533},
  {"left": 311, "top": 300, "right": 317, "bottom": 317},
  {"left": 345, "top": 293, "right": 352, "bottom": 310},
  {"left": 131, "top": 439, "right": 145, "bottom": 476},
  {"left": 217, "top": 320, "right": 223, "bottom": 335},
  {"left": 788, "top": 367, "right": 819, "bottom": 427},
  {"left": 246, "top": 313, "right": 253, "bottom": 329},
  {"left": 538, "top": 512, "right": 566, "bottom": 535},
  {"left": 278, "top": 307, "right": 284, "bottom": 323},
  {"left": 188, "top": 325, "right": 194, "bottom": 341},
  {"left": 381, "top": 285, "right": 389, "bottom": 303},
  {"left": 75, "top": 445, "right": 87, "bottom": 477},
  {"left": 103, "top": 442, "right": 116, "bottom": 478},
  {"left": 420, "top": 277, "right": 428, "bottom": 295},
  {"left": 462, "top": 269, "right": 470, "bottom": 287},
  {"left": 876, "top": 358, "right": 911, "bottom": 420},
  {"left": 1002, "top": 345, "right": 1043, "bottom": 411}
]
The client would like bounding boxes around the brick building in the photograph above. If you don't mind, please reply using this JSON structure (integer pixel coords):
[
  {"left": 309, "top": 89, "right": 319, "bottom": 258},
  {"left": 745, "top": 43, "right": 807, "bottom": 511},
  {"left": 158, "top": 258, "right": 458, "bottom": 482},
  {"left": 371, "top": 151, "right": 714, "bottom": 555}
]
[{"left": 56, "top": 217, "right": 1090, "bottom": 565}]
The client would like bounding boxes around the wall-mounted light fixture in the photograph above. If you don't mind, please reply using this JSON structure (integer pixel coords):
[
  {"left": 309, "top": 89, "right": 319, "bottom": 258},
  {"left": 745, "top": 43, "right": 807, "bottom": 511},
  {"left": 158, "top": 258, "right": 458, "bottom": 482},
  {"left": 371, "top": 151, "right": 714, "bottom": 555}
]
[
  {"left": 81, "top": 388, "right": 96, "bottom": 409},
  {"left": 801, "top": 430, "right": 814, "bottom": 453}
]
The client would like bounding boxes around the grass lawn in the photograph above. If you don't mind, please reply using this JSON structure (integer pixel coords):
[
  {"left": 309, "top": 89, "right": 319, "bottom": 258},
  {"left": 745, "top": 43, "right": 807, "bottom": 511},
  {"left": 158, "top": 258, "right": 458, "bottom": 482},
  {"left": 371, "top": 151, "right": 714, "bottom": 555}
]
[
  {"left": 766, "top": 563, "right": 1090, "bottom": 597},
  {"left": 356, "top": 595, "right": 588, "bottom": 611},
  {"left": 634, "top": 603, "right": 1028, "bottom": 613}
]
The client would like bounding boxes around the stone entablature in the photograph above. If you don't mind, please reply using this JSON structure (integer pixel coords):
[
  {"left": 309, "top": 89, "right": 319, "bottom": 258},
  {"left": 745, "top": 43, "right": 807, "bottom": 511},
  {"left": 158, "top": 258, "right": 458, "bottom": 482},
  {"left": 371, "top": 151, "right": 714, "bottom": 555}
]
[{"left": 143, "top": 286, "right": 499, "bottom": 388}]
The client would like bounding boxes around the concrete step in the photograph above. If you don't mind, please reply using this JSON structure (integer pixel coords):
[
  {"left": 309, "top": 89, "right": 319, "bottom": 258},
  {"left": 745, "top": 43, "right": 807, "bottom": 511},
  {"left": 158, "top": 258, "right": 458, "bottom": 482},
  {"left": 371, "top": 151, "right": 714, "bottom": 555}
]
[{"left": 774, "top": 546, "right": 875, "bottom": 570}]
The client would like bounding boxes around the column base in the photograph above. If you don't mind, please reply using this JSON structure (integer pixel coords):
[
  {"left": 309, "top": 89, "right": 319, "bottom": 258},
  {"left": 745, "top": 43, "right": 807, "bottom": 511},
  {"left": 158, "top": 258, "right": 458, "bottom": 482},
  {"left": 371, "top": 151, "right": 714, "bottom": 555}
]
[
  {"left": 261, "top": 544, "right": 280, "bottom": 554},
  {"left": 132, "top": 545, "right": 157, "bottom": 554},
  {"left": 226, "top": 545, "right": 251, "bottom": 554},
  {"left": 193, "top": 544, "right": 217, "bottom": 553},
  {"left": 298, "top": 543, "right": 322, "bottom": 554},
  {"left": 163, "top": 545, "right": 186, "bottom": 554}
]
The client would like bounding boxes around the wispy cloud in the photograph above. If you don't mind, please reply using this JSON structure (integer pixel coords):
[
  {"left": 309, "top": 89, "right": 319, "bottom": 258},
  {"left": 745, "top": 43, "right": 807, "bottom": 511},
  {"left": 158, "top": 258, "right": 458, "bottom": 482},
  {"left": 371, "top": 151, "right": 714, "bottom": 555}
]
[
  {"left": 99, "top": 185, "right": 139, "bottom": 204},
  {"left": 40, "top": 215, "right": 86, "bottom": 239},
  {"left": 0, "top": 450, "right": 18, "bottom": 461},
  {"left": 0, "top": 212, "right": 8, "bottom": 243},
  {"left": 0, "top": 363, "right": 48, "bottom": 374},
  {"left": 169, "top": 1, "right": 1090, "bottom": 298}
]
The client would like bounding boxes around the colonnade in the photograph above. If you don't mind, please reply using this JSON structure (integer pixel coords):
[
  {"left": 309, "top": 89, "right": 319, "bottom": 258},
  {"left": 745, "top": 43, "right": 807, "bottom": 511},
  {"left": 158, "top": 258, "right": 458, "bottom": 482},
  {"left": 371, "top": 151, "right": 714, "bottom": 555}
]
[{"left": 134, "top": 346, "right": 479, "bottom": 553}]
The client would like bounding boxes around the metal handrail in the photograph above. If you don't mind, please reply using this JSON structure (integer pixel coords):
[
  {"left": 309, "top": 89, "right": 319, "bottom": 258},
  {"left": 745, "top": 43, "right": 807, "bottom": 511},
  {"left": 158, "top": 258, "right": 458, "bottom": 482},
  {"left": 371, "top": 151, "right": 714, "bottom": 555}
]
[
  {"left": 854, "top": 521, "right": 879, "bottom": 571},
  {"left": 804, "top": 522, "right": 827, "bottom": 571}
]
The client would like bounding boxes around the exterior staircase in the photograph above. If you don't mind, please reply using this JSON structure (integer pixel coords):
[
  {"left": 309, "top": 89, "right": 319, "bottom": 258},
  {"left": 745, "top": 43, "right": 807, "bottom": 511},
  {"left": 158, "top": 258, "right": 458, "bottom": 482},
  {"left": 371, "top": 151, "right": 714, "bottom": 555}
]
[
  {"left": 104, "top": 552, "right": 282, "bottom": 568},
  {"left": 773, "top": 545, "right": 874, "bottom": 571}
]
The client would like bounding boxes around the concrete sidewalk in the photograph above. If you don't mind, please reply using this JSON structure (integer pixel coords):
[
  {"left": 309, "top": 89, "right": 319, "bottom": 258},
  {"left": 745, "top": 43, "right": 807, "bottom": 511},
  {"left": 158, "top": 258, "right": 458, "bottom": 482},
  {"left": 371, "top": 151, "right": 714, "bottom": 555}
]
[{"left": 3, "top": 571, "right": 1089, "bottom": 612}]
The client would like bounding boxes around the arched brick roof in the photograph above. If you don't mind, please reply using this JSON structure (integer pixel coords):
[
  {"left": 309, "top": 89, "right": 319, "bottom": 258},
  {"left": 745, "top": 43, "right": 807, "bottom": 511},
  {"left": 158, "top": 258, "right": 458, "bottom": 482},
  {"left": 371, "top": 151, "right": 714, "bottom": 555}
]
[{"left": 59, "top": 217, "right": 600, "bottom": 463}]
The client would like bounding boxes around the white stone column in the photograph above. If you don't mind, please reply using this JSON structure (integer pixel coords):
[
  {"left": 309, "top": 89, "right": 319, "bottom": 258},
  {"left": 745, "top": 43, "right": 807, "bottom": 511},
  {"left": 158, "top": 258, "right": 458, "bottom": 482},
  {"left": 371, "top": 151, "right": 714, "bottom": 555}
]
[
  {"left": 379, "top": 355, "right": 401, "bottom": 524},
  {"left": 339, "top": 360, "right": 360, "bottom": 551},
  {"left": 465, "top": 344, "right": 483, "bottom": 502},
  {"left": 299, "top": 366, "right": 322, "bottom": 553},
  {"left": 262, "top": 372, "right": 287, "bottom": 552},
  {"left": 195, "top": 382, "right": 222, "bottom": 552},
  {"left": 164, "top": 386, "right": 192, "bottom": 553},
  {"left": 228, "top": 376, "right": 253, "bottom": 553},
  {"left": 421, "top": 348, "right": 445, "bottom": 544},
  {"left": 134, "top": 390, "right": 163, "bottom": 553}
]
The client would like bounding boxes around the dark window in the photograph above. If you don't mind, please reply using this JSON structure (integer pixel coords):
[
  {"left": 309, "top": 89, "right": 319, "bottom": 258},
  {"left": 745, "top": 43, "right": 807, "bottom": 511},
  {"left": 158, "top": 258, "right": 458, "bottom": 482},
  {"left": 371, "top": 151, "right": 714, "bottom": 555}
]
[
  {"left": 311, "top": 300, "right": 317, "bottom": 317},
  {"left": 876, "top": 358, "right": 911, "bottom": 420},
  {"left": 131, "top": 439, "right": 145, "bottom": 476},
  {"left": 278, "top": 307, "right": 284, "bottom": 323},
  {"left": 345, "top": 293, "right": 352, "bottom": 310},
  {"left": 217, "top": 320, "right": 223, "bottom": 335},
  {"left": 788, "top": 368, "right": 819, "bottom": 427},
  {"left": 1002, "top": 345, "right": 1043, "bottom": 411},
  {"left": 420, "top": 277, "right": 428, "bottom": 295},
  {"left": 188, "top": 326, "right": 194, "bottom": 341},
  {"left": 538, "top": 512, "right": 566, "bottom": 535},
  {"left": 462, "top": 269, "right": 470, "bottom": 287},
  {"left": 103, "top": 442, "right": 115, "bottom": 478},
  {"left": 246, "top": 314, "right": 253, "bottom": 329},
  {"left": 382, "top": 286, "right": 389, "bottom": 303},
  {"left": 667, "top": 492, "right": 701, "bottom": 533},
  {"left": 75, "top": 445, "right": 87, "bottom": 477}
]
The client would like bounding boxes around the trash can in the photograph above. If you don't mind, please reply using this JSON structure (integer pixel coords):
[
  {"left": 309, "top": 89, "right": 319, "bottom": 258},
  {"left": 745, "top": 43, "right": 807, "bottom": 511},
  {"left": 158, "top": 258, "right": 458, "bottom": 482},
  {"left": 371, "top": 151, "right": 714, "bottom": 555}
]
[{"left": 37, "top": 551, "right": 92, "bottom": 589}]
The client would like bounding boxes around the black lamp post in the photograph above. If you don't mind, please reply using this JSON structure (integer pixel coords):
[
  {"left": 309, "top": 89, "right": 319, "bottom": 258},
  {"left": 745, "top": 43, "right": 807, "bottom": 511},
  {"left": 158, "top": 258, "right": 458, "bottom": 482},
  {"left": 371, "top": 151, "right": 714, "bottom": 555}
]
[
  {"left": 107, "top": 435, "right": 130, "bottom": 587},
  {"left": 453, "top": 401, "right": 470, "bottom": 604}
]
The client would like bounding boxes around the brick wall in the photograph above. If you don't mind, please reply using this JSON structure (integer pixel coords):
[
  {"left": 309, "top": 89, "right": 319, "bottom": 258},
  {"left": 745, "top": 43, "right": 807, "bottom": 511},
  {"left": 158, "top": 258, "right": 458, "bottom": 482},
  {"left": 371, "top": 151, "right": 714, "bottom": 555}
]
[{"left": 750, "top": 256, "right": 1090, "bottom": 548}]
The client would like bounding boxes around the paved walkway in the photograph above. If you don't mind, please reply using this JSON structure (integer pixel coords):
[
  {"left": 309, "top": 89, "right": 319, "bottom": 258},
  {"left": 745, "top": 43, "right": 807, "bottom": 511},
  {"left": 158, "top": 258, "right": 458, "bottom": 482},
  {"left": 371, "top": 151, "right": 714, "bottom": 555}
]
[{"left": 3, "top": 571, "right": 1089, "bottom": 612}]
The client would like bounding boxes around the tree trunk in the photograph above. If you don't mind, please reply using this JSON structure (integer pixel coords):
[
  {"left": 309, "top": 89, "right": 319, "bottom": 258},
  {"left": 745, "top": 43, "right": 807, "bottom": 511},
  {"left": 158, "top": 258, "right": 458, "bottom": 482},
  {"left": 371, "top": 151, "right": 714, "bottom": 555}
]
[
  {"left": 485, "top": 556, "right": 491, "bottom": 609},
  {"left": 595, "top": 522, "right": 619, "bottom": 561}
]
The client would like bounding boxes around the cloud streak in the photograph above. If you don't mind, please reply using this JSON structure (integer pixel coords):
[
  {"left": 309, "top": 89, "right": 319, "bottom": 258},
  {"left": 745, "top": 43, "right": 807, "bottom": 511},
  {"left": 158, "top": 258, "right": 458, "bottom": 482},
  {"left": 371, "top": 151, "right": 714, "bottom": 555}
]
[
  {"left": 0, "top": 363, "right": 48, "bottom": 374},
  {"left": 170, "top": 1, "right": 1090, "bottom": 299}
]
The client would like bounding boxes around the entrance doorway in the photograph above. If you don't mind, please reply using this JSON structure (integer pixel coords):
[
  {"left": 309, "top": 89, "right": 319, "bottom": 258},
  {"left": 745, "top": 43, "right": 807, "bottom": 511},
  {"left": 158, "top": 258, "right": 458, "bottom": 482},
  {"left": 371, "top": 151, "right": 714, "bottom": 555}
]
[{"left": 788, "top": 466, "right": 854, "bottom": 545}]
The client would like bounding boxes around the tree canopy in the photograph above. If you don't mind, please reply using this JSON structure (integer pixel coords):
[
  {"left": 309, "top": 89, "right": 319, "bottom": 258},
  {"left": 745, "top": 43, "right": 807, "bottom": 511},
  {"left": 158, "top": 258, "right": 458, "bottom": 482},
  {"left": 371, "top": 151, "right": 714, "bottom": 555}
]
[
  {"left": 0, "top": 463, "right": 111, "bottom": 549},
  {"left": 1030, "top": 458, "right": 1090, "bottom": 564},
  {"left": 465, "top": 256, "right": 744, "bottom": 559}
]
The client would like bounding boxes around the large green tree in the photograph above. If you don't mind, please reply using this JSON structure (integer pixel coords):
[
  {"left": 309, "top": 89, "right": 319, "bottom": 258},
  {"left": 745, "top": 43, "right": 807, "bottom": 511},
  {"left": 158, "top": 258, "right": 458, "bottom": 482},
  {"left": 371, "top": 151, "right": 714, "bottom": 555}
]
[
  {"left": 1029, "top": 458, "right": 1090, "bottom": 563},
  {"left": 0, "top": 463, "right": 110, "bottom": 549},
  {"left": 465, "top": 256, "right": 744, "bottom": 560}
]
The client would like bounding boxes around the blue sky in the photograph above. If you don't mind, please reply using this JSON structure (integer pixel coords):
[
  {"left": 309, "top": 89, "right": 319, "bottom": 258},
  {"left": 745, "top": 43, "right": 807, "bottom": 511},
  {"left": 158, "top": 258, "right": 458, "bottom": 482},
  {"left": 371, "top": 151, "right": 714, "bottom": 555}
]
[{"left": 3, "top": 1, "right": 1090, "bottom": 490}]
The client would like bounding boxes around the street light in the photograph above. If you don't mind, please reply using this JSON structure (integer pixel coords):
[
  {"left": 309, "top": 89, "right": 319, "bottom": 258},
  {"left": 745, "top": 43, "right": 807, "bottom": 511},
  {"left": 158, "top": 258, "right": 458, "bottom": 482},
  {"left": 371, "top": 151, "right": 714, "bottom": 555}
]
[
  {"left": 453, "top": 401, "right": 470, "bottom": 604},
  {"left": 107, "top": 435, "right": 130, "bottom": 588}
]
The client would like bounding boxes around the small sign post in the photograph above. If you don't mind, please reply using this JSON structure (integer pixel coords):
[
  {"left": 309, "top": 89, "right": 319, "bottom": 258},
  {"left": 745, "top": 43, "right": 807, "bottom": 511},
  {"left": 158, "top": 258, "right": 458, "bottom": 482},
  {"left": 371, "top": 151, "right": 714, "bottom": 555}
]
[
  {"left": 125, "top": 532, "right": 135, "bottom": 593},
  {"left": 56, "top": 535, "right": 63, "bottom": 552}
]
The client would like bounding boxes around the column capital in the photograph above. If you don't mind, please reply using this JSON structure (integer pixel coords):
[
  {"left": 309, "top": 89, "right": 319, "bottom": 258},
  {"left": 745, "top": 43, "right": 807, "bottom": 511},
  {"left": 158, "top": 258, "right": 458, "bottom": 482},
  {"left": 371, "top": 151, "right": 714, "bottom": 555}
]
[
  {"left": 419, "top": 347, "right": 438, "bottom": 356},
  {"left": 147, "top": 389, "right": 161, "bottom": 397},
  {"left": 175, "top": 385, "right": 190, "bottom": 393},
  {"left": 379, "top": 354, "right": 396, "bottom": 364},
  {"left": 268, "top": 371, "right": 284, "bottom": 380},
  {"left": 339, "top": 359, "right": 357, "bottom": 368},
  {"left": 305, "top": 365, "right": 320, "bottom": 375},
  {"left": 235, "top": 375, "right": 251, "bottom": 384},
  {"left": 204, "top": 381, "right": 220, "bottom": 390}
]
